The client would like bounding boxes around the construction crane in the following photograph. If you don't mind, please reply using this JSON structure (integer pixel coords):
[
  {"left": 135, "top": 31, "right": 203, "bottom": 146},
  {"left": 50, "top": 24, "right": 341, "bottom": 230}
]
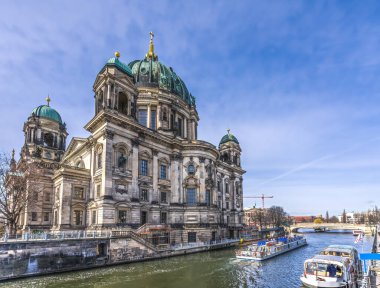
[{"left": 244, "top": 194, "right": 274, "bottom": 209}]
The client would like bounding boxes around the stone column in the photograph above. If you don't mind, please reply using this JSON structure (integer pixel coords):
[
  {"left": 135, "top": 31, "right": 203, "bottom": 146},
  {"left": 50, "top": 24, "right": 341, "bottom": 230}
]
[
  {"left": 199, "top": 157, "right": 205, "bottom": 203},
  {"left": 102, "top": 87, "right": 106, "bottom": 108},
  {"left": 131, "top": 140, "right": 139, "bottom": 199},
  {"left": 157, "top": 105, "right": 161, "bottom": 129},
  {"left": 102, "top": 129, "right": 114, "bottom": 198},
  {"left": 30, "top": 129, "right": 34, "bottom": 143},
  {"left": 147, "top": 104, "right": 151, "bottom": 128},
  {"left": 90, "top": 143, "right": 96, "bottom": 199},
  {"left": 152, "top": 150, "right": 158, "bottom": 201},
  {"left": 231, "top": 179, "right": 235, "bottom": 209},
  {"left": 170, "top": 154, "right": 180, "bottom": 203},
  {"left": 112, "top": 85, "right": 116, "bottom": 109},
  {"left": 107, "top": 83, "right": 111, "bottom": 108},
  {"left": 183, "top": 117, "right": 187, "bottom": 139},
  {"left": 192, "top": 121, "right": 196, "bottom": 140}
]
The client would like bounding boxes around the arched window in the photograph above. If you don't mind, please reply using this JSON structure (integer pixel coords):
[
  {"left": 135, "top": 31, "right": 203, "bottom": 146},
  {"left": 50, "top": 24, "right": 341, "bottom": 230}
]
[
  {"left": 118, "top": 92, "right": 128, "bottom": 115},
  {"left": 44, "top": 132, "right": 54, "bottom": 147},
  {"left": 187, "top": 188, "right": 196, "bottom": 206},
  {"left": 225, "top": 182, "right": 229, "bottom": 194}
]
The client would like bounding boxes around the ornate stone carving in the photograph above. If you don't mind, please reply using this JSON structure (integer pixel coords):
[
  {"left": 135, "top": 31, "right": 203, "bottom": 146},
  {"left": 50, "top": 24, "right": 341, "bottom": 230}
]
[
  {"left": 131, "top": 139, "right": 140, "bottom": 147},
  {"left": 199, "top": 156, "right": 206, "bottom": 163},
  {"left": 103, "top": 129, "right": 114, "bottom": 140},
  {"left": 151, "top": 148, "right": 159, "bottom": 156},
  {"left": 170, "top": 153, "right": 182, "bottom": 161}
]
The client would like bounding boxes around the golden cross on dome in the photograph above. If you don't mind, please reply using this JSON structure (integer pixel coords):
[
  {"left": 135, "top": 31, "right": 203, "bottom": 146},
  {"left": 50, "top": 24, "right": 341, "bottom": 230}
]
[
  {"left": 146, "top": 31, "right": 158, "bottom": 60},
  {"left": 46, "top": 95, "right": 51, "bottom": 106}
]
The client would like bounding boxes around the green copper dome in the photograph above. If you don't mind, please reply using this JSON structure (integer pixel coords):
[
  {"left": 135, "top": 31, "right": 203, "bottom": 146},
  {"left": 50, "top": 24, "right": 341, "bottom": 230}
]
[
  {"left": 219, "top": 132, "right": 239, "bottom": 146},
  {"left": 128, "top": 59, "right": 195, "bottom": 106},
  {"left": 106, "top": 56, "right": 133, "bottom": 76},
  {"left": 31, "top": 105, "right": 63, "bottom": 124}
]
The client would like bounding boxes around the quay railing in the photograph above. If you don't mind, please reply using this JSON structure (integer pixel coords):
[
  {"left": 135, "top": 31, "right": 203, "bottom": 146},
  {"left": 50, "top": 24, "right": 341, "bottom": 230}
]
[
  {"left": 0, "top": 230, "right": 115, "bottom": 242},
  {"left": 171, "top": 238, "right": 240, "bottom": 251}
]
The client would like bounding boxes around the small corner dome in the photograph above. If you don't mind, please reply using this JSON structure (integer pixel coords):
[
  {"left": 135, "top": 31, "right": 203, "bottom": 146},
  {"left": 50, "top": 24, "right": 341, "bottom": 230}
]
[
  {"left": 31, "top": 105, "right": 63, "bottom": 124},
  {"left": 219, "top": 132, "right": 239, "bottom": 147},
  {"left": 105, "top": 52, "right": 133, "bottom": 76}
]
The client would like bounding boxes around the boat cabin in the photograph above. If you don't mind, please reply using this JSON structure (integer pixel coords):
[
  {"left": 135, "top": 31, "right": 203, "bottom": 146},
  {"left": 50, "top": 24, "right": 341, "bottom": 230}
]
[{"left": 303, "top": 255, "right": 354, "bottom": 283}]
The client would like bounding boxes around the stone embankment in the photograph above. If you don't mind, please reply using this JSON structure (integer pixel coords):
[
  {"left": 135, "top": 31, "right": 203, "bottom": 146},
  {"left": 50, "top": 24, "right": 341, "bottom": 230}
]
[{"left": 0, "top": 231, "right": 240, "bottom": 282}]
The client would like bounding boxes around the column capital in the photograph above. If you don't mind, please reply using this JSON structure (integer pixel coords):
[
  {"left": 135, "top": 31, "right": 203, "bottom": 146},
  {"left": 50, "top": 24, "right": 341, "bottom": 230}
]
[
  {"left": 131, "top": 139, "right": 140, "bottom": 147},
  {"left": 103, "top": 129, "right": 114, "bottom": 140}
]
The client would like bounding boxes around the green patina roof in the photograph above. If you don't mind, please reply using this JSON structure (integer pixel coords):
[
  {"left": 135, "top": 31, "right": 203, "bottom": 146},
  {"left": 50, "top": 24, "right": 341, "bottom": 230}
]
[
  {"left": 128, "top": 58, "right": 195, "bottom": 106},
  {"left": 106, "top": 57, "right": 133, "bottom": 76},
  {"left": 219, "top": 133, "right": 239, "bottom": 146},
  {"left": 31, "top": 105, "right": 63, "bottom": 124}
]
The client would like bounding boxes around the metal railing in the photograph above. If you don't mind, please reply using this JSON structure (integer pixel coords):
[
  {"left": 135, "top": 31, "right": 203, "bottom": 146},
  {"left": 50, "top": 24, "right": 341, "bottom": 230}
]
[
  {"left": 1, "top": 230, "right": 113, "bottom": 242},
  {"left": 171, "top": 238, "right": 239, "bottom": 250}
]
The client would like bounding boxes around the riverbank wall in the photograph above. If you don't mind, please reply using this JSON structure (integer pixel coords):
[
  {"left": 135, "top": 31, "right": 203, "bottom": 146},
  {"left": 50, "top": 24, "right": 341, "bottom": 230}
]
[{"left": 0, "top": 233, "right": 239, "bottom": 282}]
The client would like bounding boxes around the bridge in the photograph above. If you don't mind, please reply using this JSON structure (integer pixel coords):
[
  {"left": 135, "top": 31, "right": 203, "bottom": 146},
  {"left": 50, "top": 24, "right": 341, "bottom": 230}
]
[{"left": 290, "top": 223, "right": 373, "bottom": 234}]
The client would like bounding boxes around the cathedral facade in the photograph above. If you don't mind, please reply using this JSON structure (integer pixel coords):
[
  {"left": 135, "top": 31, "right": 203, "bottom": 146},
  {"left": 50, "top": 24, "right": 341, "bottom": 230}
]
[{"left": 18, "top": 34, "right": 245, "bottom": 243}]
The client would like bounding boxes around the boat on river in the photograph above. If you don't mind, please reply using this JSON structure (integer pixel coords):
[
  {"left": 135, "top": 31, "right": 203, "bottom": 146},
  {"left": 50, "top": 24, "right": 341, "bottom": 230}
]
[
  {"left": 352, "top": 229, "right": 364, "bottom": 236},
  {"left": 300, "top": 245, "right": 360, "bottom": 288},
  {"left": 235, "top": 235, "right": 307, "bottom": 261}
]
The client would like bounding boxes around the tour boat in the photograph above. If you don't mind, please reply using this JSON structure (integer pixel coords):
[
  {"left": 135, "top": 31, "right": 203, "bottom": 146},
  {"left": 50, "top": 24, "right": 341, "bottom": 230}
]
[
  {"left": 300, "top": 245, "right": 360, "bottom": 288},
  {"left": 235, "top": 236, "right": 307, "bottom": 261},
  {"left": 300, "top": 255, "right": 358, "bottom": 288},
  {"left": 319, "top": 245, "right": 361, "bottom": 275},
  {"left": 352, "top": 229, "right": 364, "bottom": 236}
]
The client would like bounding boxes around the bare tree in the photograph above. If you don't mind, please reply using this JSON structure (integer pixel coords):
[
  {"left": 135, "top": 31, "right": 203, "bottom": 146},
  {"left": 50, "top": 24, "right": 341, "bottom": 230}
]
[
  {"left": 0, "top": 153, "right": 44, "bottom": 235},
  {"left": 249, "top": 208, "right": 266, "bottom": 230},
  {"left": 266, "top": 206, "right": 288, "bottom": 227}
]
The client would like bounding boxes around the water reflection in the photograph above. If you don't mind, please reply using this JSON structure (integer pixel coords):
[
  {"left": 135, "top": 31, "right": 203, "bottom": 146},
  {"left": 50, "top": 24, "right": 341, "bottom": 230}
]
[{"left": 0, "top": 233, "right": 373, "bottom": 288}]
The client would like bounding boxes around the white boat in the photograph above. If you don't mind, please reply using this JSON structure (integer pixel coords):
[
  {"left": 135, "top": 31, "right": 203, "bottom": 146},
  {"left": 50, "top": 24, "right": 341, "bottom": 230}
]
[
  {"left": 319, "top": 245, "right": 361, "bottom": 275},
  {"left": 235, "top": 236, "right": 307, "bottom": 261},
  {"left": 300, "top": 245, "right": 360, "bottom": 288},
  {"left": 352, "top": 229, "right": 364, "bottom": 236}
]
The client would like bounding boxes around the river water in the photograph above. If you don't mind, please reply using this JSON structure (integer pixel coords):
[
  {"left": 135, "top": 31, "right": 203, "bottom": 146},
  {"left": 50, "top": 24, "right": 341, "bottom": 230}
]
[{"left": 0, "top": 232, "right": 373, "bottom": 288}]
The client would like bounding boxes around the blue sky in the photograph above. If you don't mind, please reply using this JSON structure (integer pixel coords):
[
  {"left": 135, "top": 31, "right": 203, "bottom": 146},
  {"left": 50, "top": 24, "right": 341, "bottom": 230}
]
[{"left": 1, "top": 0, "right": 380, "bottom": 216}]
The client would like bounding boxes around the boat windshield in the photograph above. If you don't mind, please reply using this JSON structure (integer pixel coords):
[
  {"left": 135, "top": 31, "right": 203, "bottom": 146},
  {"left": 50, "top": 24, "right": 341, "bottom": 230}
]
[{"left": 305, "top": 262, "right": 343, "bottom": 278}]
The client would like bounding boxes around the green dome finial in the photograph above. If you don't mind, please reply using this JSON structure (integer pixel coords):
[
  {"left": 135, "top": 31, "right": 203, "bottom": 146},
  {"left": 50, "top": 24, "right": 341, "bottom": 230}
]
[
  {"left": 46, "top": 95, "right": 51, "bottom": 106},
  {"left": 31, "top": 97, "right": 63, "bottom": 124},
  {"left": 219, "top": 129, "right": 239, "bottom": 147}
]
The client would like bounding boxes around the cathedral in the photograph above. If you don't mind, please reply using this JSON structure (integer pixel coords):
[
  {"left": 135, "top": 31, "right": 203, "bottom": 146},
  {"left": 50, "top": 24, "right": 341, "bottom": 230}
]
[{"left": 17, "top": 34, "right": 245, "bottom": 243}]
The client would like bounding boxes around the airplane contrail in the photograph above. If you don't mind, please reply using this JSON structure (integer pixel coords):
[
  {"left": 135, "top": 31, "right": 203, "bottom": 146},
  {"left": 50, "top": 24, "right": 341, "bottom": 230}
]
[
  {"left": 255, "top": 154, "right": 334, "bottom": 188},
  {"left": 254, "top": 135, "right": 380, "bottom": 189}
]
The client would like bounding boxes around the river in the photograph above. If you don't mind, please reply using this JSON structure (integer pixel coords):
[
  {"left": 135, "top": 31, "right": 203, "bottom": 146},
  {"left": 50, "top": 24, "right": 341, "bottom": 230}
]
[{"left": 0, "top": 232, "right": 373, "bottom": 288}]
